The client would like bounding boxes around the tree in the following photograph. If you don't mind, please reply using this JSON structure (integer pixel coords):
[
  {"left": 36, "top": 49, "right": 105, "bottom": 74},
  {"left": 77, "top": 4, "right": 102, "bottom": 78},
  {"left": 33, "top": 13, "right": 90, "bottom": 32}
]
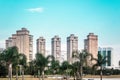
[
  {"left": 18, "top": 53, "right": 27, "bottom": 80},
  {"left": 4, "top": 46, "right": 19, "bottom": 80},
  {"left": 0, "top": 52, "right": 7, "bottom": 77},
  {"left": 45, "top": 55, "right": 55, "bottom": 74},
  {"left": 72, "top": 50, "right": 93, "bottom": 80},
  {"left": 28, "top": 60, "right": 37, "bottom": 77},
  {"left": 71, "top": 61, "right": 80, "bottom": 80},
  {"left": 60, "top": 61, "right": 72, "bottom": 80},
  {"left": 35, "top": 53, "right": 48, "bottom": 80},
  {"left": 92, "top": 53, "right": 108, "bottom": 80},
  {"left": 50, "top": 60, "right": 60, "bottom": 75},
  {"left": 60, "top": 61, "right": 70, "bottom": 74},
  {"left": 0, "top": 47, "right": 27, "bottom": 80}
]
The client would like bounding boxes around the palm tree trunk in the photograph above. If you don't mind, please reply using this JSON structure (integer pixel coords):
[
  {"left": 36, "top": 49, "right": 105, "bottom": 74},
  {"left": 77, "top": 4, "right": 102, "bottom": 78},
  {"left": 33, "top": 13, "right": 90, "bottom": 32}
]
[
  {"left": 100, "top": 70, "right": 102, "bottom": 80},
  {"left": 76, "top": 71, "right": 80, "bottom": 80},
  {"left": 80, "top": 66, "right": 83, "bottom": 80},
  {"left": 38, "top": 70, "right": 40, "bottom": 80},
  {"left": 8, "top": 63, "right": 12, "bottom": 80},
  {"left": 22, "top": 69, "right": 24, "bottom": 80},
  {"left": 100, "top": 66, "right": 102, "bottom": 80},
  {"left": 73, "top": 72, "right": 75, "bottom": 80},
  {"left": 16, "top": 66, "right": 18, "bottom": 80},
  {"left": 42, "top": 70, "right": 44, "bottom": 80}
]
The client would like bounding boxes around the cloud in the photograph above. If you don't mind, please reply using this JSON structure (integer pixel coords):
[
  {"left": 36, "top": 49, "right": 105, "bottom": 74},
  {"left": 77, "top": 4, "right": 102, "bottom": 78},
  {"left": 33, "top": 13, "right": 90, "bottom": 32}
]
[{"left": 27, "top": 7, "right": 44, "bottom": 13}]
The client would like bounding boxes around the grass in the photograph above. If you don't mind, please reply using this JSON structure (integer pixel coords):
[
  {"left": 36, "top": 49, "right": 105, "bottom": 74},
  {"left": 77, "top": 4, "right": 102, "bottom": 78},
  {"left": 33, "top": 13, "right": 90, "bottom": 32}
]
[
  {"left": 0, "top": 77, "right": 56, "bottom": 80},
  {"left": 0, "top": 75, "right": 120, "bottom": 80},
  {"left": 83, "top": 75, "right": 120, "bottom": 78},
  {"left": 0, "top": 75, "right": 61, "bottom": 80}
]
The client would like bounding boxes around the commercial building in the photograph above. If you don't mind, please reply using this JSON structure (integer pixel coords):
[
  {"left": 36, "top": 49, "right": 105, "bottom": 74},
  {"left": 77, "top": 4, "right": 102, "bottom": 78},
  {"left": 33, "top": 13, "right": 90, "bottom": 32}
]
[
  {"left": 51, "top": 35, "right": 61, "bottom": 61},
  {"left": 6, "top": 28, "right": 33, "bottom": 62},
  {"left": 36, "top": 37, "right": 46, "bottom": 56},
  {"left": 67, "top": 34, "right": 78, "bottom": 64},
  {"left": 98, "top": 47, "right": 113, "bottom": 67}
]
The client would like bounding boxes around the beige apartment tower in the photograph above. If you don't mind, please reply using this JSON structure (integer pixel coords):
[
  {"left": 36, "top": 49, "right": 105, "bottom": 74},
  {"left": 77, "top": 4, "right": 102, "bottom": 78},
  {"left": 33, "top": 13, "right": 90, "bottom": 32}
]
[
  {"left": 67, "top": 34, "right": 78, "bottom": 64},
  {"left": 6, "top": 28, "right": 33, "bottom": 62},
  {"left": 51, "top": 36, "right": 61, "bottom": 61},
  {"left": 37, "top": 37, "right": 46, "bottom": 56},
  {"left": 84, "top": 33, "right": 98, "bottom": 65}
]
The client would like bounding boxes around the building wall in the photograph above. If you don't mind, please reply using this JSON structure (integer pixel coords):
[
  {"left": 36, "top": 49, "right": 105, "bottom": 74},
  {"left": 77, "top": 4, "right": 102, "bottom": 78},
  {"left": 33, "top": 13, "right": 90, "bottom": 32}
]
[
  {"left": 6, "top": 37, "right": 13, "bottom": 48},
  {"left": 29, "top": 35, "right": 33, "bottom": 61},
  {"left": 6, "top": 28, "right": 33, "bottom": 62},
  {"left": 118, "top": 61, "right": 120, "bottom": 67},
  {"left": 51, "top": 35, "right": 61, "bottom": 61},
  {"left": 67, "top": 34, "right": 78, "bottom": 64},
  {"left": 36, "top": 37, "right": 46, "bottom": 56}
]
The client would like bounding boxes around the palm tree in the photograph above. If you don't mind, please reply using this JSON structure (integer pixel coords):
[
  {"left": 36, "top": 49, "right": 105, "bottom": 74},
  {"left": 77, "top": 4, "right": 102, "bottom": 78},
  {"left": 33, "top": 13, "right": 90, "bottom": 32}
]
[
  {"left": 71, "top": 61, "right": 81, "bottom": 80},
  {"left": 0, "top": 47, "right": 27, "bottom": 80},
  {"left": 3, "top": 46, "right": 19, "bottom": 80},
  {"left": 60, "top": 61, "right": 71, "bottom": 80},
  {"left": 14, "top": 53, "right": 26, "bottom": 80},
  {"left": 46, "top": 55, "right": 55, "bottom": 74},
  {"left": 29, "top": 60, "right": 37, "bottom": 77},
  {"left": 50, "top": 60, "right": 60, "bottom": 75},
  {"left": 72, "top": 50, "right": 93, "bottom": 80},
  {"left": 92, "top": 53, "right": 108, "bottom": 80},
  {"left": 18, "top": 53, "right": 27, "bottom": 80},
  {"left": 35, "top": 53, "right": 48, "bottom": 80},
  {"left": 46, "top": 55, "right": 61, "bottom": 76},
  {"left": 0, "top": 52, "right": 7, "bottom": 77}
]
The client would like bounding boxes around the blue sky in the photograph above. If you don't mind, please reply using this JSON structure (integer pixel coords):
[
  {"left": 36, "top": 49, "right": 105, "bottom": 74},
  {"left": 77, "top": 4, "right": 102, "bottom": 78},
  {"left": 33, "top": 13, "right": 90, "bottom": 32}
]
[{"left": 0, "top": 0, "right": 120, "bottom": 66}]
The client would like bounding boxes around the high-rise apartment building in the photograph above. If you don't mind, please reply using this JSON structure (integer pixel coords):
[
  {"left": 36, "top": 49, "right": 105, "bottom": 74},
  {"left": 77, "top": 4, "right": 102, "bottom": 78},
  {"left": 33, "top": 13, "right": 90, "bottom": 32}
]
[
  {"left": 36, "top": 37, "right": 46, "bottom": 56},
  {"left": 98, "top": 47, "right": 113, "bottom": 67},
  {"left": 6, "top": 28, "right": 33, "bottom": 62},
  {"left": 84, "top": 33, "right": 98, "bottom": 66},
  {"left": 51, "top": 36, "right": 61, "bottom": 61},
  {"left": 119, "top": 61, "right": 120, "bottom": 67},
  {"left": 67, "top": 34, "right": 78, "bottom": 64},
  {"left": 84, "top": 33, "right": 98, "bottom": 59},
  {"left": 0, "top": 48, "right": 4, "bottom": 53}
]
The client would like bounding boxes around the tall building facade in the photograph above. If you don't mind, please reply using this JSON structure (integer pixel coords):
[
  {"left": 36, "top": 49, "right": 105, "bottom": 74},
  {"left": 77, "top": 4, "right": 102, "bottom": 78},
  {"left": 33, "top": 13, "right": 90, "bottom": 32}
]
[
  {"left": 51, "top": 36, "right": 61, "bottom": 61},
  {"left": 6, "top": 28, "right": 33, "bottom": 62},
  {"left": 119, "top": 61, "right": 120, "bottom": 67},
  {"left": 36, "top": 37, "right": 46, "bottom": 56},
  {"left": 84, "top": 33, "right": 98, "bottom": 59},
  {"left": 67, "top": 34, "right": 78, "bottom": 64},
  {"left": 0, "top": 48, "right": 4, "bottom": 53},
  {"left": 98, "top": 47, "right": 113, "bottom": 67}
]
